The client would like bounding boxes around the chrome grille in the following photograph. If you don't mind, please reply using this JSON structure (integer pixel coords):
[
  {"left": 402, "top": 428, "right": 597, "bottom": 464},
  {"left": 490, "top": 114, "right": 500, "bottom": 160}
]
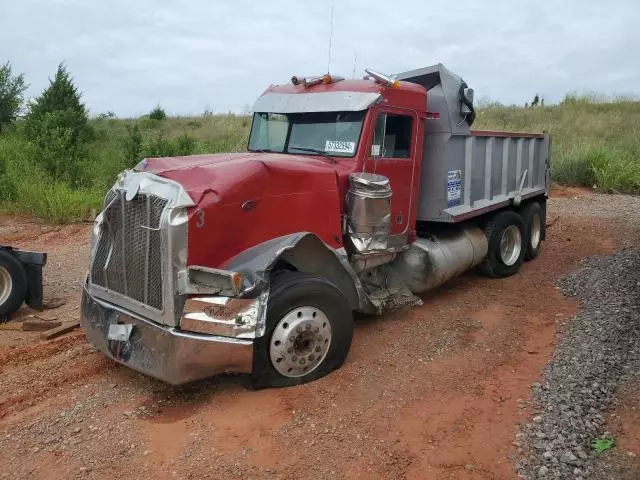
[{"left": 91, "top": 191, "right": 168, "bottom": 310}]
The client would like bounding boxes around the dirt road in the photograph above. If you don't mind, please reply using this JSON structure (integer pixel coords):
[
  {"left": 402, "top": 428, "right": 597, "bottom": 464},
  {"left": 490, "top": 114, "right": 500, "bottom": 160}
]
[{"left": 0, "top": 188, "right": 638, "bottom": 479}]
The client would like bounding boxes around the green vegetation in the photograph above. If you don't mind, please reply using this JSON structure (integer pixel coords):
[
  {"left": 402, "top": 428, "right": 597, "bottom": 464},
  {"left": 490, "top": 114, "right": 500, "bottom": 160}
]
[
  {"left": 0, "top": 61, "right": 28, "bottom": 130},
  {"left": 0, "top": 113, "right": 250, "bottom": 221},
  {"left": 24, "top": 63, "right": 92, "bottom": 187},
  {"left": 0, "top": 60, "right": 639, "bottom": 223},
  {"left": 475, "top": 95, "right": 640, "bottom": 194},
  {"left": 592, "top": 436, "right": 615, "bottom": 453},
  {"left": 148, "top": 105, "right": 167, "bottom": 121}
]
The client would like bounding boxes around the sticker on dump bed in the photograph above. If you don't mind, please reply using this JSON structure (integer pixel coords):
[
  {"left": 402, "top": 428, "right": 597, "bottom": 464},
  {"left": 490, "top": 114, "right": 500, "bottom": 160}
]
[
  {"left": 325, "top": 140, "right": 356, "bottom": 154},
  {"left": 447, "top": 169, "right": 462, "bottom": 207}
]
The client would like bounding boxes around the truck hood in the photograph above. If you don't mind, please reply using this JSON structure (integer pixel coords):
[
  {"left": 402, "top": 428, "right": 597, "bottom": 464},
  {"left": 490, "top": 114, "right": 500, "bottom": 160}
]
[
  {"left": 139, "top": 152, "right": 346, "bottom": 268},
  {"left": 140, "top": 152, "right": 344, "bottom": 205}
]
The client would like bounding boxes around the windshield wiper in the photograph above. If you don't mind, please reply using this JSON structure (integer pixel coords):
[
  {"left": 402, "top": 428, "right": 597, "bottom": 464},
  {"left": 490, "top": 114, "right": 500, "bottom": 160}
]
[
  {"left": 250, "top": 148, "right": 278, "bottom": 153},
  {"left": 289, "top": 147, "right": 336, "bottom": 163}
]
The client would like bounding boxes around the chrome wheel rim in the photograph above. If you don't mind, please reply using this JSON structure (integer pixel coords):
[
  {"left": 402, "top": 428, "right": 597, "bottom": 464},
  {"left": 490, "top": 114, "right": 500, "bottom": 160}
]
[
  {"left": 0, "top": 266, "right": 12, "bottom": 306},
  {"left": 530, "top": 214, "right": 541, "bottom": 250},
  {"left": 269, "top": 306, "right": 332, "bottom": 378},
  {"left": 500, "top": 225, "right": 522, "bottom": 266}
]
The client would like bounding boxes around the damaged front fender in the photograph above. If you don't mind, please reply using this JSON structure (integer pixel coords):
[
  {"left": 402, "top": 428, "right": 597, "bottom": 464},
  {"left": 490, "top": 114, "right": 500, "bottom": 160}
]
[
  {"left": 179, "top": 233, "right": 377, "bottom": 340},
  {"left": 223, "top": 232, "right": 375, "bottom": 312}
]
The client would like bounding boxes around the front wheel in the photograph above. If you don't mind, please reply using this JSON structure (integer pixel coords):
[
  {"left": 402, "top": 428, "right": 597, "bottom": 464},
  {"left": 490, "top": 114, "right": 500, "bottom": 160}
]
[{"left": 248, "top": 272, "right": 354, "bottom": 389}]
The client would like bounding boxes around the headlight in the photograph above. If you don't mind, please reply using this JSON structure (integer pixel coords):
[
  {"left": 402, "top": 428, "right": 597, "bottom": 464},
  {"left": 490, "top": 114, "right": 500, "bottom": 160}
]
[{"left": 177, "top": 266, "right": 244, "bottom": 297}]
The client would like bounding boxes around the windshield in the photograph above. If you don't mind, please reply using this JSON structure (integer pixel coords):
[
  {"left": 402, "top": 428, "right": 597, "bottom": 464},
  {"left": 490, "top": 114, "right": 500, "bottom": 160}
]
[{"left": 248, "top": 111, "right": 365, "bottom": 158}]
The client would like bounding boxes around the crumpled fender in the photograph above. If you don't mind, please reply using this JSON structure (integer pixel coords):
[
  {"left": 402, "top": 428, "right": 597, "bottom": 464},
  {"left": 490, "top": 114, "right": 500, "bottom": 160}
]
[{"left": 221, "top": 232, "right": 375, "bottom": 314}]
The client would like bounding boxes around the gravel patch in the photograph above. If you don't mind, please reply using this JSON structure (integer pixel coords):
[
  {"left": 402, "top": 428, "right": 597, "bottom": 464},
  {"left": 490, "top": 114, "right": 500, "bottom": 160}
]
[
  {"left": 591, "top": 345, "right": 640, "bottom": 479},
  {"left": 548, "top": 193, "right": 640, "bottom": 221},
  {"left": 515, "top": 249, "right": 640, "bottom": 479}
]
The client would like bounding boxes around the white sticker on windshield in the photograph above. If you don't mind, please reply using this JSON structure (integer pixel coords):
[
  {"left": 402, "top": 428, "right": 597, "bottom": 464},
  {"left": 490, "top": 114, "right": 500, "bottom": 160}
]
[{"left": 325, "top": 140, "right": 356, "bottom": 154}]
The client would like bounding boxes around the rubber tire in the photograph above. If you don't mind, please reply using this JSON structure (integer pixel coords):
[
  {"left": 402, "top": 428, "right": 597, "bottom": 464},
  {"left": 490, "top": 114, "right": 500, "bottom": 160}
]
[
  {"left": 478, "top": 210, "right": 526, "bottom": 278},
  {"left": 520, "top": 201, "right": 544, "bottom": 261},
  {"left": 248, "top": 271, "right": 354, "bottom": 389},
  {"left": 0, "top": 249, "right": 28, "bottom": 322}
]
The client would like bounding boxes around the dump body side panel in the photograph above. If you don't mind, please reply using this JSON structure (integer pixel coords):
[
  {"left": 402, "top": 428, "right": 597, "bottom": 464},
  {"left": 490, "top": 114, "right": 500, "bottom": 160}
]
[
  {"left": 417, "top": 131, "right": 550, "bottom": 223},
  {"left": 396, "top": 63, "right": 550, "bottom": 223}
]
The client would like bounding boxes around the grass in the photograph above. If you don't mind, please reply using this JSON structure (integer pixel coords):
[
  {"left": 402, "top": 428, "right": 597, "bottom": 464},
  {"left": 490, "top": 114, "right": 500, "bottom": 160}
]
[
  {"left": 1, "top": 95, "right": 639, "bottom": 222},
  {"left": 0, "top": 114, "right": 250, "bottom": 222},
  {"left": 592, "top": 436, "right": 615, "bottom": 453},
  {"left": 475, "top": 96, "right": 640, "bottom": 193}
]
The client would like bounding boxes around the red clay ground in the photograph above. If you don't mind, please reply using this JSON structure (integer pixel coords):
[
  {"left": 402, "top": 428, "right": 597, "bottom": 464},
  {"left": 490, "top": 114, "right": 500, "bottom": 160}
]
[{"left": 0, "top": 189, "right": 636, "bottom": 479}]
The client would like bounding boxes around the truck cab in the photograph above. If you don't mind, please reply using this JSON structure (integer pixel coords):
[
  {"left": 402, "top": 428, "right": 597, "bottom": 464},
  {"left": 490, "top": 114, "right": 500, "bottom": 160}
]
[
  {"left": 81, "top": 64, "right": 550, "bottom": 388},
  {"left": 248, "top": 76, "right": 427, "bottom": 247}
]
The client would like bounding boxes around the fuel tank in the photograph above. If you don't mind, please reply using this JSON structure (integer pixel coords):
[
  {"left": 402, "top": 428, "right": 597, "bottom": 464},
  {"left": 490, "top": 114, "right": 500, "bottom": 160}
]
[{"left": 392, "top": 227, "right": 488, "bottom": 293}]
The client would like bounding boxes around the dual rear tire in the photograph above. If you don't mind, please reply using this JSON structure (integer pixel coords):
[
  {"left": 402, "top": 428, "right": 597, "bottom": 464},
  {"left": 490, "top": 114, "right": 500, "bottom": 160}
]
[
  {"left": 478, "top": 201, "right": 544, "bottom": 278},
  {"left": 0, "top": 250, "right": 28, "bottom": 322}
]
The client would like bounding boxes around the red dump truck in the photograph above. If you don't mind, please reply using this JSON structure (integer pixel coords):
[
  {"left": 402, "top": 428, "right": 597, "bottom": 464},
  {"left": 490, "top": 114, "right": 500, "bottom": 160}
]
[{"left": 82, "top": 64, "right": 550, "bottom": 387}]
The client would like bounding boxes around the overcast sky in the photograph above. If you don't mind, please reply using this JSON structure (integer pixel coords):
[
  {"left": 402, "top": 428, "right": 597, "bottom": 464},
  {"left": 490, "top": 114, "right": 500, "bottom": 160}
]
[{"left": 2, "top": 0, "right": 638, "bottom": 116}]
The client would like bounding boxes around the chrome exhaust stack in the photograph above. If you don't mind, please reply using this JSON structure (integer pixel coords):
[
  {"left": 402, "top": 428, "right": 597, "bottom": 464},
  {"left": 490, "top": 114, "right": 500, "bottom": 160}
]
[{"left": 345, "top": 173, "right": 392, "bottom": 254}]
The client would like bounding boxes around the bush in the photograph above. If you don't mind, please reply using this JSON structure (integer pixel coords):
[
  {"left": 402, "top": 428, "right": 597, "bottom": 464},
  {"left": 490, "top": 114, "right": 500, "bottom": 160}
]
[
  {"left": 25, "top": 109, "right": 90, "bottom": 185},
  {"left": 122, "top": 123, "right": 143, "bottom": 164},
  {"left": 148, "top": 105, "right": 167, "bottom": 121},
  {"left": 590, "top": 148, "right": 640, "bottom": 193},
  {"left": 0, "top": 152, "right": 15, "bottom": 201},
  {"left": 24, "top": 64, "right": 91, "bottom": 186},
  {"left": 0, "top": 62, "right": 28, "bottom": 130},
  {"left": 25, "top": 63, "right": 91, "bottom": 142},
  {"left": 143, "top": 132, "right": 196, "bottom": 158},
  {"left": 0, "top": 133, "right": 101, "bottom": 221}
]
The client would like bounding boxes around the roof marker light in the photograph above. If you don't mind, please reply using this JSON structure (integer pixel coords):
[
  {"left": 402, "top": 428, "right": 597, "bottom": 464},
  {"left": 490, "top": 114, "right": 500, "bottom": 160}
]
[
  {"left": 364, "top": 68, "right": 399, "bottom": 88},
  {"left": 291, "top": 74, "right": 345, "bottom": 87}
]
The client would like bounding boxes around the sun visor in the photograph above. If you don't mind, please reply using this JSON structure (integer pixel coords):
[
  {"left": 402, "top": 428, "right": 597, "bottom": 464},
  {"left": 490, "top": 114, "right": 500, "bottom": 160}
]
[{"left": 252, "top": 91, "right": 381, "bottom": 113}]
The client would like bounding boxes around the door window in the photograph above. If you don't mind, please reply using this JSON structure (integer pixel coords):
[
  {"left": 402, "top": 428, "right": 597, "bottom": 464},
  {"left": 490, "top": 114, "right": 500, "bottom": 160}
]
[{"left": 372, "top": 113, "right": 413, "bottom": 159}]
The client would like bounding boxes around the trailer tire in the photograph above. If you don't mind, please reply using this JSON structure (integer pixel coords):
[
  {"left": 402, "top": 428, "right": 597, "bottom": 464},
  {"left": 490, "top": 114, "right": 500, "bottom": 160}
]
[
  {"left": 248, "top": 271, "right": 353, "bottom": 389},
  {"left": 520, "top": 201, "right": 544, "bottom": 260},
  {"left": 0, "top": 249, "right": 28, "bottom": 322},
  {"left": 478, "top": 210, "right": 526, "bottom": 278}
]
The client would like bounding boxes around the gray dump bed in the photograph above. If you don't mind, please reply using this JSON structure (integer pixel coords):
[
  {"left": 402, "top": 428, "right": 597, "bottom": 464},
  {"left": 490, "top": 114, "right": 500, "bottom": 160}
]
[{"left": 396, "top": 64, "right": 550, "bottom": 223}]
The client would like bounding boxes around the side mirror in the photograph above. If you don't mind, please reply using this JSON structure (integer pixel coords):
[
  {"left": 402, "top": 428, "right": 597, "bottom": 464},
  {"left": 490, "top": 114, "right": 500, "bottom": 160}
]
[{"left": 461, "top": 88, "right": 474, "bottom": 113}]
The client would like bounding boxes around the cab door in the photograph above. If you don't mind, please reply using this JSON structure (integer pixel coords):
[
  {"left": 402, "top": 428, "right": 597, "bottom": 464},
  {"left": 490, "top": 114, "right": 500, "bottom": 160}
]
[{"left": 364, "top": 108, "right": 418, "bottom": 242}]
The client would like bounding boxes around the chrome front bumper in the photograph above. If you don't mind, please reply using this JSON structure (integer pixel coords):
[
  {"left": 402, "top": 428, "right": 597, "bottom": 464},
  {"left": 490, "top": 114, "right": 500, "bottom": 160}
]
[{"left": 81, "top": 287, "right": 254, "bottom": 385}]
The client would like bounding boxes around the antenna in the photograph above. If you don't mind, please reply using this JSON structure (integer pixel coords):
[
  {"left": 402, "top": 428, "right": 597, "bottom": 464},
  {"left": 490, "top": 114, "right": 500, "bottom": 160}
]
[
  {"left": 352, "top": 51, "right": 358, "bottom": 79},
  {"left": 327, "top": 6, "right": 334, "bottom": 73}
]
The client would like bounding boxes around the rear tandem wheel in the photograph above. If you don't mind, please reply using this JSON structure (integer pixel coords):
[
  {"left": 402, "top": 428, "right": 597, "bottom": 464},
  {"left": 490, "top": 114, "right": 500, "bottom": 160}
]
[
  {"left": 520, "top": 201, "right": 544, "bottom": 260},
  {"left": 478, "top": 210, "right": 527, "bottom": 278}
]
